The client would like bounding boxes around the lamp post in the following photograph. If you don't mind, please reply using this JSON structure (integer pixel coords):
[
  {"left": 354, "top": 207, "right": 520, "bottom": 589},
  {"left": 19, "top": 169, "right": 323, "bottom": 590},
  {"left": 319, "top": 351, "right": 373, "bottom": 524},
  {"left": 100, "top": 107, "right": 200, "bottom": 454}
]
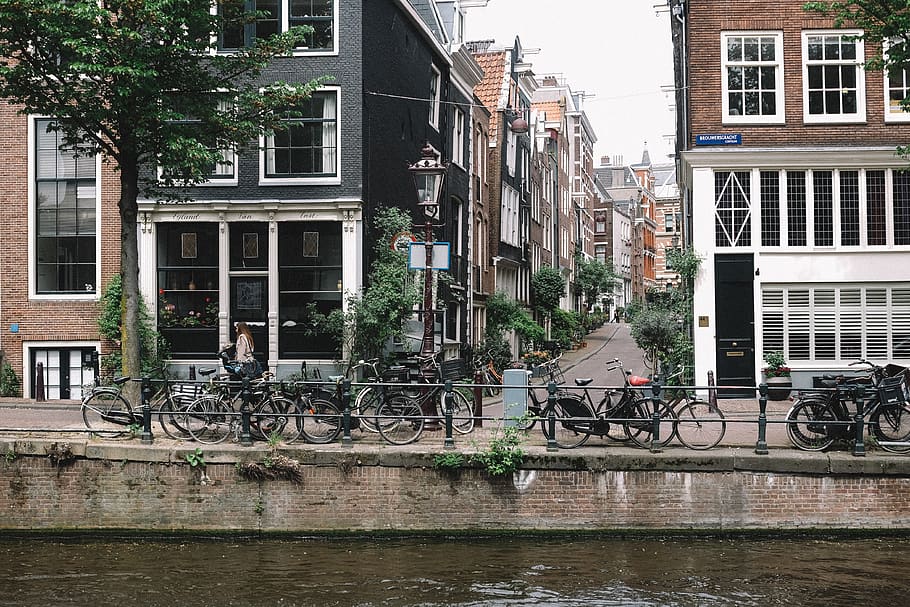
[{"left": 408, "top": 143, "right": 447, "bottom": 376}]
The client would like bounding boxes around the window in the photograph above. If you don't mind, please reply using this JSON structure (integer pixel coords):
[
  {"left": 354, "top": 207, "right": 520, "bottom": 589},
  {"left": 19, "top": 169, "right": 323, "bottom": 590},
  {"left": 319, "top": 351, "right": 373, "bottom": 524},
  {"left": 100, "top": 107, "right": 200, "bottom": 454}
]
[
  {"left": 34, "top": 119, "right": 98, "bottom": 296},
  {"left": 722, "top": 32, "right": 784, "bottom": 123},
  {"left": 884, "top": 40, "right": 910, "bottom": 122},
  {"left": 813, "top": 171, "right": 834, "bottom": 246},
  {"left": 595, "top": 244, "right": 607, "bottom": 263},
  {"left": 714, "top": 170, "right": 751, "bottom": 247},
  {"left": 760, "top": 170, "right": 780, "bottom": 246},
  {"left": 218, "top": 0, "right": 335, "bottom": 52},
  {"left": 262, "top": 89, "right": 339, "bottom": 183},
  {"left": 595, "top": 212, "right": 607, "bottom": 234},
  {"left": 763, "top": 284, "right": 910, "bottom": 362},
  {"left": 501, "top": 184, "right": 520, "bottom": 247},
  {"left": 451, "top": 107, "right": 465, "bottom": 167},
  {"left": 663, "top": 212, "right": 675, "bottom": 233},
  {"left": 803, "top": 30, "right": 865, "bottom": 123},
  {"left": 429, "top": 66, "right": 441, "bottom": 129}
]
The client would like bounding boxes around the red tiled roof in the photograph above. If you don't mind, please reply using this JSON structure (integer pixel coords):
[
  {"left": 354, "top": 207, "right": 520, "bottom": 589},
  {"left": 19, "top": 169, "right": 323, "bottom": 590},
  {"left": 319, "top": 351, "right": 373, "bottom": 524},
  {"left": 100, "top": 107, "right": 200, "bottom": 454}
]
[{"left": 473, "top": 51, "right": 507, "bottom": 143}]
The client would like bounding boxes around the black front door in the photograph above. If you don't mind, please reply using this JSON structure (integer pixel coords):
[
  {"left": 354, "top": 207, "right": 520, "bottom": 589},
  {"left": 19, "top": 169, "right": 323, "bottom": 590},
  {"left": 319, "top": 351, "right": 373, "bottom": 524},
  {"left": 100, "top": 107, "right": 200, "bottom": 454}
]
[{"left": 714, "top": 254, "right": 755, "bottom": 397}]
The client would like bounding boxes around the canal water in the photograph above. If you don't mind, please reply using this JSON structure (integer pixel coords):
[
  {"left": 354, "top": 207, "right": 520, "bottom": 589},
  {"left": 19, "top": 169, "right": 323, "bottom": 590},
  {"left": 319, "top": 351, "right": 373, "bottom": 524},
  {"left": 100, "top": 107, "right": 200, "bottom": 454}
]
[{"left": 2, "top": 535, "right": 909, "bottom": 606}]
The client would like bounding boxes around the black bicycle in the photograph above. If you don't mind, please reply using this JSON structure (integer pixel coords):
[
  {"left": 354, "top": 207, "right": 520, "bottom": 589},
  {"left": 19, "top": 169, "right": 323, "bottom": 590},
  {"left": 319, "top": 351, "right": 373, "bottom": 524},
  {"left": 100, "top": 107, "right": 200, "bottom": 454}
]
[
  {"left": 539, "top": 358, "right": 676, "bottom": 449},
  {"left": 786, "top": 360, "right": 910, "bottom": 453}
]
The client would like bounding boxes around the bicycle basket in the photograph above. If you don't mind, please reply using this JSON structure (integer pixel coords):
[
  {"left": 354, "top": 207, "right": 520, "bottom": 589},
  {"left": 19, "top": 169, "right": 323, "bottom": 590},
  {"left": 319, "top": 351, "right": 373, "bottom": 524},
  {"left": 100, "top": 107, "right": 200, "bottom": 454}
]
[
  {"left": 546, "top": 362, "right": 566, "bottom": 386},
  {"left": 877, "top": 375, "right": 907, "bottom": 405}
]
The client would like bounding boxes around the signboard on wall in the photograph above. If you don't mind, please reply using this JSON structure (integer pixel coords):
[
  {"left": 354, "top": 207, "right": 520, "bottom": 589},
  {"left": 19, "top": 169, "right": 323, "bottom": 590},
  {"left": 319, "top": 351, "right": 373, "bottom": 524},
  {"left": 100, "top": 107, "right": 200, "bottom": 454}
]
[{"left": 695, "top": 134, "right": 742, "bottom": 146}]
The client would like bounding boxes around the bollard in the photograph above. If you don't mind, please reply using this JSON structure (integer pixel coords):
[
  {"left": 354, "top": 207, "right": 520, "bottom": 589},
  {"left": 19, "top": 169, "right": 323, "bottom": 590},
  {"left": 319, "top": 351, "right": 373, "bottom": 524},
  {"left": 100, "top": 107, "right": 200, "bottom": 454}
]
[
  {"left": 140, "top": 377, "right": 154, "bottom": 444},
  {"left": 755, "top": 383, "right": 769, "bottom": 455},
  {"left": 546, "top": 381, "right": 558, "bottom": 452},
  {"left": 341, "top": 378, "right": 353, "bottom": 448},
  {"left": 707, "top": 370, "right": 717, "bottom": 408},
  {"left": 188, "top": 365, "right": 196, "bottom": 381},
  {"left": 473, "top": 369, "right": 484, "bottom": 428},
  {"left": 239, "top": 377, "right": 253, "bottom": 446},
  {"left": 649, "top": 380, "right": 662, "bottom": 453},
  {"left": 35, "top": 362, "right": 46, "bottom": 402},
  {"left": 853, "top": 385, "right": 866, "bottom": 457},
  {"left": 444, "top": 380, "right": 455, "bottom": 450}
]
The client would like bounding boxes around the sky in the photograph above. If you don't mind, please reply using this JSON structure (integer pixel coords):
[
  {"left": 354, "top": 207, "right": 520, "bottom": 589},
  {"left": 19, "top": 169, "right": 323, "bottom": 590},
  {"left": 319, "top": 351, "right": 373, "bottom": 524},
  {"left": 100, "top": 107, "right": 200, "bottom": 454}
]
[{"left": 463, "top": 0, "right": 677, "bottom": 168}]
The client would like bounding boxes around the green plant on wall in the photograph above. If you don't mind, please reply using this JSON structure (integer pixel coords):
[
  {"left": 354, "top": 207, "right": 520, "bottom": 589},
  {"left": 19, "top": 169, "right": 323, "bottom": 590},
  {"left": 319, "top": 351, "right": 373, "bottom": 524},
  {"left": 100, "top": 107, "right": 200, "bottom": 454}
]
[
  {"left": 471, "top": 423, "right": 526, "bottom": 477},
  {"left": 0, "top": 362, "right": 21, "bottom": 397},
  {"left": 98, "top": 274, "right": 169, "bottom": 379}
]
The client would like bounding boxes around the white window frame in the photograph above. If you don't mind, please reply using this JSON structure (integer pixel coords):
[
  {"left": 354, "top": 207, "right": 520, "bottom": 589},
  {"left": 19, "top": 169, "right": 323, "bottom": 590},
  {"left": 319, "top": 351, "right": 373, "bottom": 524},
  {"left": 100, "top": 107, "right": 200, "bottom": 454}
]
[
  {"left": 451, "top": 106, "right": 465, "bottom": 168},
  {"left": 429, "top": 66, "right": 441, "bottom": 130},
  {"left": 802, "top": 30, "right": 866, "bottom": 124},
  {"left": 722, "top": 31, "right": 785, "bottom": 124},
  {"left": 884, "top": 40, "right": 910, "bottom": 123},
  {"left": 214, "top": 0, "right": 339, "bottom": 56},
  {"left": 501, "top": 184, "right": 520, "bottom": 247},
  {"left": 28, "top": 116, "right": 102, "bottom": 301},
  {"left": 259, "top": 86, "right": 341, "bottom": 186}
]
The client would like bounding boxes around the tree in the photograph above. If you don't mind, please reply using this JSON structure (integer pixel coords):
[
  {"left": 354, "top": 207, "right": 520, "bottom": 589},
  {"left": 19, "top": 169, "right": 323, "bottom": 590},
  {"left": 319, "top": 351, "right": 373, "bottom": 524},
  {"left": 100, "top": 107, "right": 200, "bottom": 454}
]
[
  {"left": 574, "top": 256, "right": 617, "bottom": 311},
  {"left": 531, "top": 266, "right": 566, "bottom": 319},
  {"left": 346, "top": 207, "right": 422, "bottom": 364},
  {"left": 0, "top": 0, "right": 326, "bottom": 385}
]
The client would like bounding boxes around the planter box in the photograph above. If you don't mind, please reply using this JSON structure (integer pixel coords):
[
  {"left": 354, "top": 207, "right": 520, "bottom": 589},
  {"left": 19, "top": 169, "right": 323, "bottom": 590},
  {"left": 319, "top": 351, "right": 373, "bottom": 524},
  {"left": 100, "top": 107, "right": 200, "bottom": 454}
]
[{"left": 764, "top": 376, "right": 792, "bottom": 401}]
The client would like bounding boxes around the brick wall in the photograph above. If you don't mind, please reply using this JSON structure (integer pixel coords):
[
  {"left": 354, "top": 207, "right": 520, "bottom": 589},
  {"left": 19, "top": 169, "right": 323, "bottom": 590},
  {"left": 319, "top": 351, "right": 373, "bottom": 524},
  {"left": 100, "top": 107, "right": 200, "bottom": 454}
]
[
  {"left": 687, "top": 0, "right": 910, "bottom": 148},
  {"left": 3, "top": 445, "right": 910, "bottom": 531},
  {"left": 0, "top": 105, "right": 121, "bottom": 385}
]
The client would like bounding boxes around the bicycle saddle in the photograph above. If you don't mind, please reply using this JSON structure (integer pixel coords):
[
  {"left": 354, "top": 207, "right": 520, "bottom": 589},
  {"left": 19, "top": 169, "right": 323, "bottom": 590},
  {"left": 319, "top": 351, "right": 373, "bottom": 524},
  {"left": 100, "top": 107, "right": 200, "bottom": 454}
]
[
  {"left": 113, "top": 376, "right": 130, "bottom": 385},
  {"left": 198, "top": 368, "right": 216, "bottom": 376},
  {"left": 628, "top": 375, "right": 651, "bottom": 386},
  {"left": 574, "top": 378, "right": 594, "bottom": 386}
]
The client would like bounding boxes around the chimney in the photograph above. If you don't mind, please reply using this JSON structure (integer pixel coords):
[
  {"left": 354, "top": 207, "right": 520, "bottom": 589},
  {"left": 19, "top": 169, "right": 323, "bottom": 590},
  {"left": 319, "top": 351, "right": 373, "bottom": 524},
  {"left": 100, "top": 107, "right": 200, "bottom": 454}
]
[
  {"left": 612, "top": 155, "right": 624, "bottom": 167},
  {"left": 600, "top": 156, "right": 611, "bottom": 166}
]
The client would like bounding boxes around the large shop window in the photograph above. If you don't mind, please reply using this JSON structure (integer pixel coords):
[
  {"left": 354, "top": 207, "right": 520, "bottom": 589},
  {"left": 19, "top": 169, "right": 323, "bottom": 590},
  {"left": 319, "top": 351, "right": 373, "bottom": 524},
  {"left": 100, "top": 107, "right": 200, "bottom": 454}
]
[
  {"left": 762, "top": 285, "right": 910, "bottom": 363},
  {"left": 218, "top": 0, "right": 335, "bottom": 52},
  {"left": 35, "top": 119, "right": 97, "bottom": 295},
  {"left": 263, "top": 90, "right": 338, "bottom": 181},
  {"left": 157, "top": 223, "right": 219, "bottom": 358},
  {"left": 278, "top": 222, "right": 342, "bottom": 358},
  {"left": 722, "top": 168, "right": 910, "bottom": 248}
]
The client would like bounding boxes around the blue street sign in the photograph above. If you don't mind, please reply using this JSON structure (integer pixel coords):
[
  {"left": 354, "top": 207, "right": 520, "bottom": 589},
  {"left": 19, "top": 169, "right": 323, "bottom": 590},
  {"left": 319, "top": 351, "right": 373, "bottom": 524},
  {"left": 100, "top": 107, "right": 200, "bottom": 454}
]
[{"left": 695, "top": 133, "right": 742, "bottom": 146}]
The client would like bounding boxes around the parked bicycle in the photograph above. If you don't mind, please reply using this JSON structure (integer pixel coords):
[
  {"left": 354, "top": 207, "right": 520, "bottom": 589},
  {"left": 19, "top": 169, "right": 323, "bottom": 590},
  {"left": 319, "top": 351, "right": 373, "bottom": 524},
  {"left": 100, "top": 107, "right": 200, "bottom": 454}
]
[
  {"left": 474, "top": 350, "right": 502, "bottom": 396},
  {"left": 81, "top": 369, "right": 200, "bottom": 439},
  {"left": 786, "top": 360, "right": 910, "bottom": 453},
  {"left": 660, "top": 368, "right": 726, "bottom": 450},
  {"left": 374, "top": 352, "right": 475, "bottom": 445},
  {"left": 182, "top": 369, "right": 299, "bottom": 444},
  {"left": 539, "top": 358, "right": 676, "bottom": 449}
]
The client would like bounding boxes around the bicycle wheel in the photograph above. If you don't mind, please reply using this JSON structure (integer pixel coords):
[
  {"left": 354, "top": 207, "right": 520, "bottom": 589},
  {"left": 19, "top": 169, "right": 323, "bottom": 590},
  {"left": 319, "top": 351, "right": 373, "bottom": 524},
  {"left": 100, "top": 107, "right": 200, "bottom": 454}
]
[
  {"left": 299, "top": 397, "right": 342, "bottom": 444},
  {"left": 786, "top": 399, "right": 837, "bottom": 451},
  {"left": 253, "top": 396, "right": 300, "bottom": 443},
  {"left": 376, "top": 395, "right": 425, "bottom": 445},
  {"left": 539, "top": 397, "right": 593, "bottom": 449},
  {"left": 871, "top": 402, "right": 910, "bottom": 453},
  {"left": 81, "top": 391, "right": 131, "bottom": 438},
  {"left": 437, "top": 389, "right": 475, "bottom": 434},
  {"left": 185, "top": 395, "right": 232, "bottom": 444},
  {"left": 624, "top": 398, "right": 677, "bottom": 449},
  {"left": 353, "top": 385, "right": 383, "bottom": 433},
  {"left": 674, "top": 400, "right": 726, "bottom": 450},
  {"left": 158, "top": 394, "right": 194, "bottom": 440}
]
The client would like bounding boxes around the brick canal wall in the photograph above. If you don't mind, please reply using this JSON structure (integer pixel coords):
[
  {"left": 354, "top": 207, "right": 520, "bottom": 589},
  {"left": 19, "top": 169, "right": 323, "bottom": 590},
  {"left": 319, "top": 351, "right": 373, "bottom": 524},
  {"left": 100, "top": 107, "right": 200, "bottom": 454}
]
[{"left": 2, "top": 438, "right": 910, "bottom": 532}]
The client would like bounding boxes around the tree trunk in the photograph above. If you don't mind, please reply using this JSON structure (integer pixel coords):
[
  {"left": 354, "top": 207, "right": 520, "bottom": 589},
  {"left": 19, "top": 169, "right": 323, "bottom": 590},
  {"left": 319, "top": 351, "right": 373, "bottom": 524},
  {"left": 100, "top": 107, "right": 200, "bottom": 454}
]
[{"left": 118, "top": 155, "right": 142, "bottom": 401}]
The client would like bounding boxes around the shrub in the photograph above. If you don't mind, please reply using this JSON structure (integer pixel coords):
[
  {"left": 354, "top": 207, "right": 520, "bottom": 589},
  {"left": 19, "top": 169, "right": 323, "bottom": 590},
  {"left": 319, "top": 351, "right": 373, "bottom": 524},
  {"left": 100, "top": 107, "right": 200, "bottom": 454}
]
[{"left": 0, "top": 363, "right": 21, "bottom": 397}]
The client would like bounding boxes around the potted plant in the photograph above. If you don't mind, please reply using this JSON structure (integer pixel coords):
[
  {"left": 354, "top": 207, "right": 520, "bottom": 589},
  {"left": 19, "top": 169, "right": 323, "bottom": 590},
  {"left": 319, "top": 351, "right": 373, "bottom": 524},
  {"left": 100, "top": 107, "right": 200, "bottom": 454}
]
[
  {"left": 521, "top": 350, "right": 550, "bottom": 376},
  {"left": 762, "top": 351, "right": 792, "bottom": 400}
]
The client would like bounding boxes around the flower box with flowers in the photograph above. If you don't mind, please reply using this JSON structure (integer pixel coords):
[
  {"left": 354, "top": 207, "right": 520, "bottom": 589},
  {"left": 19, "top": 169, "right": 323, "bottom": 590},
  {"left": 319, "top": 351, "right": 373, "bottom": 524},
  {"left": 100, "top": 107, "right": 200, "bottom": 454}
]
[
  {"left": 521, "top": 351, "right": 551, "bottom": 376},
  {"left": 762, "top": 351, "right": 792, "bottom": 400}
]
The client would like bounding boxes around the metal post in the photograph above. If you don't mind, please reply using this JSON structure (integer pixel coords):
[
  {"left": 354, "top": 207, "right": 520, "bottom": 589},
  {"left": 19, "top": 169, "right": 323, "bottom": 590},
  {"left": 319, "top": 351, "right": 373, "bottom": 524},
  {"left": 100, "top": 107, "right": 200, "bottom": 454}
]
[
  {"left": 341, "top": 378, "right": 353, "bottom": 448},
  {"left": 239, "top": 376, "right": 253, "bottom": 446},
  {"left": 546, "top": 381, "right": 558, "bottom": 452},
  {"left": 473, "top": 369, "right": 484, "bottom": 428},
  {"left": 650, "top": 380, "right": 663, "bottom": 453},
  {"left": 707, "top": 370, "right": 717, "bottom": 408},
  {"left": 853, "top": 384, "right": 866, "bottom": 457},
  {"left": 140, "top": 377, "right": 154, "bottom": 444},
  {"left": 188, "top": 364, "right": 196, "bottom": 381},
  {"left": 444, "top": 380, "right": 455, "bottom": 450},
  {"left": 755, "top": 383, "right": 769, "bottom": 455},
  {"left": 35, "top": 362, "right": 46, "bottom": 402}
]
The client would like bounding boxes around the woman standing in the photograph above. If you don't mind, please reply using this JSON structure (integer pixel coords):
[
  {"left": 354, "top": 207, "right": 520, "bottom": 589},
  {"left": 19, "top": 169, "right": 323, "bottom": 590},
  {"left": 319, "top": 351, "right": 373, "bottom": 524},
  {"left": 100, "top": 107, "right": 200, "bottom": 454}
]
[{"left": 234, "top": 322, "right": 261, "bottom": 378}]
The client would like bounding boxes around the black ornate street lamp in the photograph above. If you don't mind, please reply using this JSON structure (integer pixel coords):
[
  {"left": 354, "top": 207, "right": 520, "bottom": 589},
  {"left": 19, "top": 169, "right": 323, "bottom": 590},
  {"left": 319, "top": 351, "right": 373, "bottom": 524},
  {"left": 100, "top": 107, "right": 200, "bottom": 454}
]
[{"left": 408, "top": 143, "right": 447, "bottom": 369}]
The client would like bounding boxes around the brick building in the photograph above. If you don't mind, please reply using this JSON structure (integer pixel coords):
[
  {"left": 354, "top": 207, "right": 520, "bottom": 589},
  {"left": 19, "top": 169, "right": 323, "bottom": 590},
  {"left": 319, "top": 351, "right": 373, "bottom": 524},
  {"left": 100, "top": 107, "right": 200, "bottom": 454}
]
[{"left": 671, "top": 0, "right": 910, "bottom": 392}]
